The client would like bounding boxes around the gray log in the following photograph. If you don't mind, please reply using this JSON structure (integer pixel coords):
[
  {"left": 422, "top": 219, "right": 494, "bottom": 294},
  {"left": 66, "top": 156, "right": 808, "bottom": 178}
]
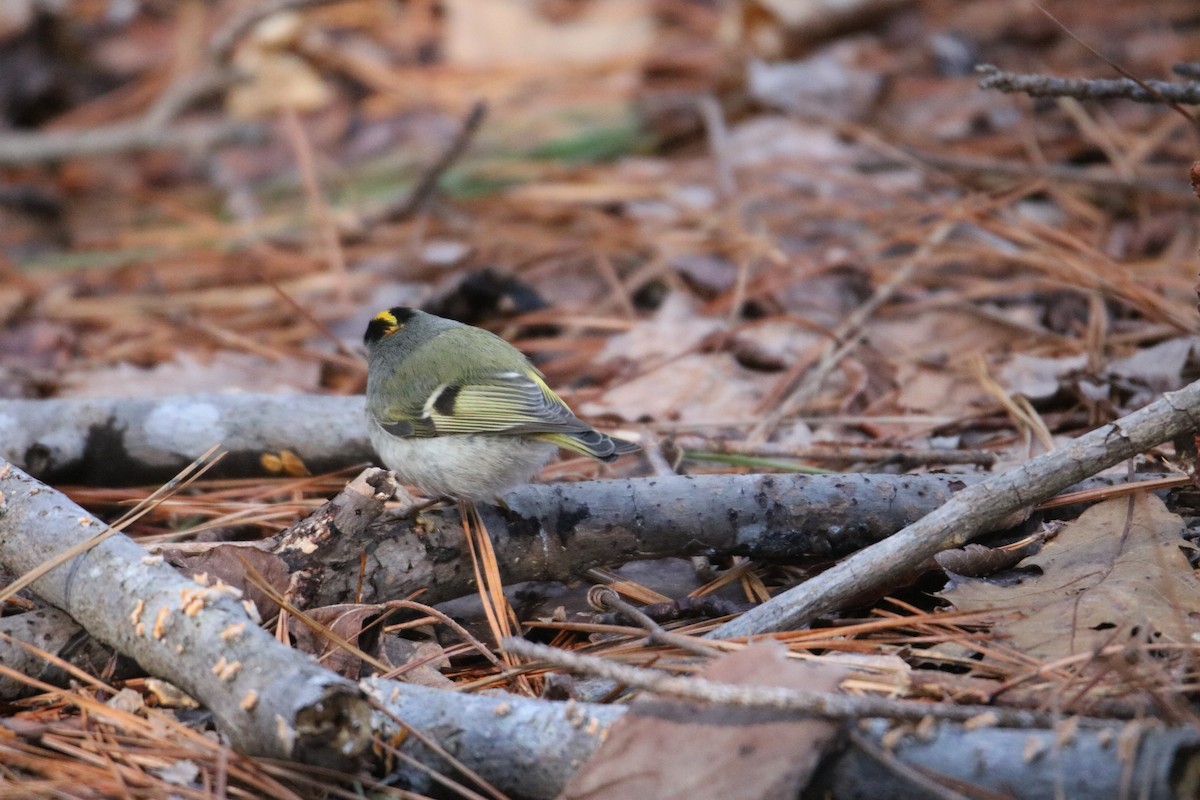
[
  {"left": 0, "top": 394, "right": 373, "bottom": 484},
  {"left": 0, "top": 459, "right": 371, "bottom": 765},
  {"left": 364, "top": 677, "right": 1200, "bottom": 800}
]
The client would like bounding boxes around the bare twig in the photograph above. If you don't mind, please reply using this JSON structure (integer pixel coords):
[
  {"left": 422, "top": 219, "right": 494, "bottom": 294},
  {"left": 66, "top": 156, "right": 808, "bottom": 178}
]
[
  {"left": 0, "top": 120, "right": 265, "bottom": 165},
  {"left": 710, "top": 378, "right": 1200, "bottom": 639},
  {"left": 504, "top": 638, "right": 1062, "bottom": 727},
  {"left": 675, "top": 436, "right": 997, "bottom": 468},
  {"left": 977, "top": 65, "right": 1200, "bottom": 105},
  {"left": 363, "top": 100, "right": 489, "bottom": 227},
  {"left": 588, "top": 587, "right": 723, "bottom": 658},
  {"left": 0, "top": 459, "right": 371, "bottom": 763},
  {"left": 1021, "top": 3, "right": 1196, "bottom": 125}
]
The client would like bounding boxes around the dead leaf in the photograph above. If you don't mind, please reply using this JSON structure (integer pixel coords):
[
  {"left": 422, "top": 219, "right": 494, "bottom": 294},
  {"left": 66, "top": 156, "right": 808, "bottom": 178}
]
[
  {"left": 169, "top": 546, "right": 291, "bottom": 622},
  {"left": 289, "top": 604, "right": 392, "bottom": 679},
  {"left": 594, "top": 293, "right": 724, "bottom": 365},
  {"left": 935, "top": 542, "right": 1028, "bottom": 578},
  {"left": 747, "top": 38, "right": 887, "bottom": 122},
  {"left": 870, "top": 310, "right": 1023, "bottom": 415},
  {"left": 732, "top": 320, "right": 825, "bottom": 369},
  {"left": 581, "top": 352, "right": 773, "bottom": 423},
  {"left": 225, "top": 12, "right": 332, "bottom": 119},
  {"left": 726, "top": 116, "right": 866, "bottom": 170},
  {"left": 560, "top": 642, "right": 846, "bottom": 800},
  {"left": 999, "top": 353, "right": 1088, "bottom": 401},
  {"left": 582, "top": 295, "right": 777, "bottom": 422},
  {"left": 939, "top": 494, "right": 1200, "bottom": 661},
  {"left": 671, "top": 252, "right": 738, "bottom": 298},
  {"left": 379, "top": 635, "right": 454, "bottom": 687},
  {"left": 1107, "top": 337, "right": 1199, "bottom": 407}
]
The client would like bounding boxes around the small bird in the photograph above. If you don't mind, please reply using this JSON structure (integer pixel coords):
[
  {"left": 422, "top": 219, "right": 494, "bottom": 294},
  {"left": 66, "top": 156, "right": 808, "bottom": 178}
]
[{"left": 364, "top": 307, "right": 639, "bottom": 500}]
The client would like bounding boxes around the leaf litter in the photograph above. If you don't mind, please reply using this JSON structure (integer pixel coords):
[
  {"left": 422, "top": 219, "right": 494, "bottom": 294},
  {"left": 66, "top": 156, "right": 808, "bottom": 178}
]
[
  {"left": 1, "top": 0, "right": 1200, "bottom": 797},
  {"left": 940, "top": 493, "right": 1200, "bottom": 664}
]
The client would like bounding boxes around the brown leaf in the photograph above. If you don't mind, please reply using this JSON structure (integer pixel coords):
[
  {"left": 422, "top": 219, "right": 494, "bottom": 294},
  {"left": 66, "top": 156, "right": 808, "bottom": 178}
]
[
  {"left": 379, "top": 635, "right": 454, "bottom": 687},
  {"left": 998, "top": 352, "right": 1087, "bottom": 401},
  {"left": 581, "top": 352, "right": 774, "bottom": 423},
  {"left": 870, "top": 310, "right": 1016, "bottom": 415},
  {"left": 559, "top": 642, "right": 846, "bottom": 800},
  {"left": 935, "top": 542, "right": 1032, "bottom": 578},
  {"left": 1107, "top": 338, "right": 1197, "bottom": 403},
  {"left": 289, "top": 604, "right": 391, "bottom": 679},
  {"left": 170, "top": 546, "right": 291, "bottom": 622},
  {"left": 939, "top": 494, "right": 1200, "bottom": 661}
]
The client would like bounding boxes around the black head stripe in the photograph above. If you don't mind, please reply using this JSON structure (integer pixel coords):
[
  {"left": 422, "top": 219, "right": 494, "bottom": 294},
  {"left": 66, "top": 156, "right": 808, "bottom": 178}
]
[
  {"left": 364, "top": 307, "right": 419, "bottom": 345},
  {"left": 364, "top": 316, "right": 393, "bottom": 345},
  {"left": 433, "top": 384, "right": 462, "bottom": 416}
]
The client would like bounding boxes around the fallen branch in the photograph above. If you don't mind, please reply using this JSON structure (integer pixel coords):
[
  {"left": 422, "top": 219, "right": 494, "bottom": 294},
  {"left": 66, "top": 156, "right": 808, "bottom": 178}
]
[
  {"left": 358, "top": 100, "right": 489, "bottom": 228},
  {"left": 675, "top": 435, "right": 996, "bottom": 468},
  {"left": 363, "top": 671, "right": 1199, "bottom": 800},
  {"left": 0, "top": 393, "right": 985, "bottom": 483},
  {"left": 271, "top": 467, "right": 401, "bottom": 573},
  {"left": 265, "top": 467, "right": 1158, "bottom": 608},
  {"left": 708, "top": 379, "right": 1200, "bottom": 639},
  {"left": 0, "top": 120, "right": 266, "bottom": 165},
  {"left": 363, "top": 677, "right": 622, "bottom": 798},
  {"left": 0, "top": 603, "right": 115, "bottom": 700},
  {"left": 265, "top": 471, "right": 972, "bottom": 607},
  {"left": 815, "top": 718, "right": 1198, "bottom": 800},
  {"left": 503, "top": 638, "right": 1057, "bottom": 728},
  {"left": 0, "top": 459, "right": 370, "bottom": 765},
  {"left": 977, "top": 64, "right": 1200, "bottom": 104},
  {"left": 0, "top": 394, "right": 373, "bottom": 484}
]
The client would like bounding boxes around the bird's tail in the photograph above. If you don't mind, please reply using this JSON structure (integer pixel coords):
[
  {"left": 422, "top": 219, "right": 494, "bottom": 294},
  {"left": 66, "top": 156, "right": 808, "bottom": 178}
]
[{"left": 538, "top": 430, "right": 640, "bottom": 462}]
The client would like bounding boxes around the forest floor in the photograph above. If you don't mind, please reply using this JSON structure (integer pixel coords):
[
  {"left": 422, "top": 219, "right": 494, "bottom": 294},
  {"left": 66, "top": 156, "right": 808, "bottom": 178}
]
[{"left": 1, "top": 1, "right": 1199, "bottom": 797}]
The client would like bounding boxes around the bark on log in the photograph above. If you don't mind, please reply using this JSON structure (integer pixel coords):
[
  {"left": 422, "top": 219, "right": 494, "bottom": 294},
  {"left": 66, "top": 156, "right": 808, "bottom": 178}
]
[
  {"left": 0, "top": 459, "right": 371, "bottom": 766},
  {"left": 276, "top": 471, "right": 1145, "bottom": 608},
  {"left": 0, "top": 603, "right": 116, "bottom": 699},
  {"left": 365, "top": 678, "right": 624, "bottom": 798},
  {"left": 0, "top": 394, "right": 374, "bottom": 484},
  {"left": 286, "top": 472, "right": 971, "bottom": 606},
  {"left": 363, "top": 677, "right": 1200, "bottom": 800},
  {"left": 811, "top": 718, "right": 1200, "bottom": 800}
]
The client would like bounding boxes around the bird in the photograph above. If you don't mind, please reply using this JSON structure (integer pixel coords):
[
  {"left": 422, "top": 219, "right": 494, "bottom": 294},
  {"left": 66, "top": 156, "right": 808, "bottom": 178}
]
[{"left": 363, "top": 307, "right": 638, "bottom": 500}]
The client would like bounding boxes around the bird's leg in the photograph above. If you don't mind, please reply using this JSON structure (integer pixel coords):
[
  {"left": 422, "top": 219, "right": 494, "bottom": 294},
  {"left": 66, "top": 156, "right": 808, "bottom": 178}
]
[{"left": 380, "top": 478, "right": 447, "bottom": 531}]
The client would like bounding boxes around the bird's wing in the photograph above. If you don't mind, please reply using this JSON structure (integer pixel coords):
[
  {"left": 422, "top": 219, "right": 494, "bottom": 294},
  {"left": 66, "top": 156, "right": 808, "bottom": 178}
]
[{"left": 379, "top": 370, "right": 590, "bottom": 439}]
